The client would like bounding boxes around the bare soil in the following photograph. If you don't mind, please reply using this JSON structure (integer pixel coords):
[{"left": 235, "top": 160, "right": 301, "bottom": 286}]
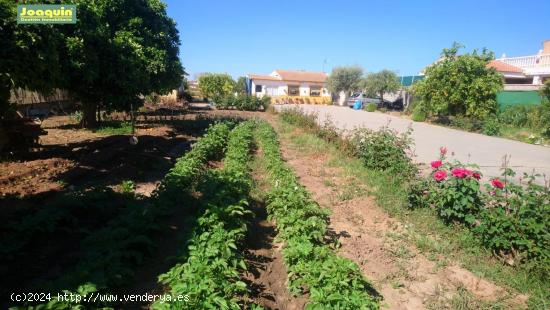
[
  {"left": 274, "top": 125, "right": 527, "bottom": 309},
  {"left": 0, "top": 109, "right": 235, "bottom": 304},
  {"left": 241, "top": 199, "right": 308, "bottom": 310}
]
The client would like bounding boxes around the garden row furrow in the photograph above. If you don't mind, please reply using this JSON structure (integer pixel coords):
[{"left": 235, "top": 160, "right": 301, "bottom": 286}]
[
  {"left": 15, "top": 122, "right": 232, "bottom": 309},
  {"left": 254, "top": 121, "right": 380, "bottom": 309},
  {"left": 153, "top": 120, "right": 259, "bottom": 309}
]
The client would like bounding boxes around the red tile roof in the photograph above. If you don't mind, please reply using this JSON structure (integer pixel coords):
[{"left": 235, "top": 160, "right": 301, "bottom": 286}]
[
  {"left": 248, "top": 74, "right": 280, "bottom": 81},
  {"left": 487, "top": 60, "right": 523, "bottom": 73},
  {"left": 248, "top": 70, "right": 328, "bottom": 83},
  {"left": 274, "top": 70, "right": 328, "bottom": 83}
]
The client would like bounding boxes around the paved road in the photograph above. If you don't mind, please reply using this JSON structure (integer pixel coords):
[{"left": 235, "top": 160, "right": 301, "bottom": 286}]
[{"left": 276, "top": 104, "right": 550, "bottom": 183}]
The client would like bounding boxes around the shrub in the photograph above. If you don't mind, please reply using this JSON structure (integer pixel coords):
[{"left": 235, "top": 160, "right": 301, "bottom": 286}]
[
  {"left": 411, "top": 105, "right": 427, "bottom": 122},
  {"left": 365, "top": 103, "right": 377, "bottom": 112},
  {"left": 449, "top": 116, "right": 483, "bottom": 132},
  {"left": 497, "top": 103, "right": 550, "bottom": 138},
  {"left": 475, "top": 171, "right": 550, "bottom": 270},
  {"left": 350, "top": 126, "right": 417, "bottom": 177},
  {"left": 412, "top": 43, "right": 502, "bottom": 119},
  {"left": 432, "top": 167, "right": 483, "bottom": 224},
  {"left": 408, "top": 150, "right": 550, "bottom": 275},
  {"left": 498, "top": 104, "right": 537, "bottom": 127},
  {"left": 213, "top": 94, "right": 268, "bottom": 111},
  {"left": 482, "top": 116, "right": 501, "bottom": 136},
  {"left": 279, "top": 107, "right": 318, "bottom": 130}
]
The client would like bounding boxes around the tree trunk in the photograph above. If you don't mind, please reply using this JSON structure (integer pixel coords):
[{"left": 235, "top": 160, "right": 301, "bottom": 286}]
[
  {"left": 379, "top": 92, "right": 384, "bottom": 108},
  {"left": 96, "top": 104, "right": 101, "bottom": 126},
  {"left": 81, "top": 102, "right": 98, "bottom": 128}
]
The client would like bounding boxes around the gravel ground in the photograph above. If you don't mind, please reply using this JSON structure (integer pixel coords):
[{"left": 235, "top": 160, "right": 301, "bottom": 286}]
[{"left": 275, "top": 104, "right": 550, "bottom": 184}]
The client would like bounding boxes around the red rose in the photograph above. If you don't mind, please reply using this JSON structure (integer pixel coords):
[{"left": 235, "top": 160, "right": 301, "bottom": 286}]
[
  {"left": 472, "top": 172, "right": 481, "bottom": 180},
  {"left": 431, "top": 160, "right": 443, "bottom": 169},
  {"left": 451, "top": 167, "right": 469, "bottom": 178},
  {"left": 433, "top": 170, "right": 447, "bottom": 182},
  {"left": 491, "top": 178, "right": 504, "bottom": 189}
]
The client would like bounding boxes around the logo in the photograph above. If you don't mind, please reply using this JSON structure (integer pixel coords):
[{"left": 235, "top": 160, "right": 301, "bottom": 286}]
[{"left": 17, "top": 4, "right": 76, "bottom": 24}]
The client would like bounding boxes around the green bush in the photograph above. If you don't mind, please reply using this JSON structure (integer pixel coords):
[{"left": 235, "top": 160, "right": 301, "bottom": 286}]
[
  {"left": 497, "top": 103, "right": 550, "bottom": 138},
  {"left": 449, "top": 116, "right": 483, "bottom": 132},
  {"left": 279, "top": 107, "right": 318, "bottom": 130},
  {"left": 350, "top": 126, "right": 417, "bottom": 177},
  {"left": 408, "top": 152, "right": 549, "bottom": 276},
  {"left": 411, "top": 105, "right": 427, "bottom": 122},
  {"left": 498, "top": 105, "right": 537, "bottom": 127},
  {"left": 476, "top": 173, "right": 549, "bottom": 272},
  {"left": 482, "top": 116, "right": 501, "bottom": 136},
  {"left": 214, "top": 94, "right": 269, "bottom": 111},
  {"left": 365, "top": 103, "right": 377, "bottom": 112}
]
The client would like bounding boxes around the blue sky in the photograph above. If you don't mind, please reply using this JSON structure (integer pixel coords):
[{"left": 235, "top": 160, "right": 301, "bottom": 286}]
[{"left": 164, "top": 0, "right": 550, "bottom": 79}]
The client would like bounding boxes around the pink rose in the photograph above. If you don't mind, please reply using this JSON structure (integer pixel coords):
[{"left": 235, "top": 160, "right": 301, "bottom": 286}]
[
  {"left": 440, "top": 147, "right": 448, "bottom": 156},
  {"left": 451, "top": 167, "right": 470, "bottom": 179},
  {"left": 433, "top": 170, "right": 447, "bottom": 182},
  {"left": 431, "top": 160, "right": 443, "bottom": 169},
  {"left": 491, "top": 178, "right": 504, "bottom": 189}
]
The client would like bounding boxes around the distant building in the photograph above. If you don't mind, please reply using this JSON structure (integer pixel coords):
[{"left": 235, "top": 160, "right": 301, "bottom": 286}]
[
  {"left": 247, "top": 70, "right": 331, "bottom": 104},
  {"left": 489, "top": 39, "right": 550, "bottom": 91}
]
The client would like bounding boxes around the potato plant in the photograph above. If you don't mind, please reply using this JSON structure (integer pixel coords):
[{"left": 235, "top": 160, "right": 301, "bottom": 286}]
[
  {"left": 14, "top": 122, "right": 232, "bottom": 309},
  {"left": 154, "top": 121, "right": 257, "bottom": 309},
  {"left": 255, "top": 121, "right": 380, "bottom": 309}
]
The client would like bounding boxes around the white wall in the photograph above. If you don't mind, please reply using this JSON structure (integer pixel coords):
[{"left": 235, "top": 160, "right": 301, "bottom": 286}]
[{"left": 251, "top": 80, "right": 330, "bottom": 97}]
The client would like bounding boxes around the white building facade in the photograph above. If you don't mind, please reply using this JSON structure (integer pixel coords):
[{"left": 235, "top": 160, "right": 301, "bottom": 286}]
[
  {"left": 491, "top": 39, "right": 550, "bottom": 90},
  {"left": 247, "top": 70, "right": 331, "bottom": 103}
]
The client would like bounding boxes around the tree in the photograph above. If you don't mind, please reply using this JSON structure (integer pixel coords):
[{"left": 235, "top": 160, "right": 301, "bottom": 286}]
[
  {"left": 0, "top": 0, "right": 64, "bottom": 119},
  {"left": 413, "top": 42, "right": 503, "bottom": 119},
  {"left": 362, "top": 70, "right": 400, "bottom": 106},
  {"left": 234, "top": 76, "right": 248, "bottom": 94},
  {"left": 61, "top": 0, "right": 184, "bottom": 128},
  {"left": 327, "top": 66, "right": 363, "bottom": 102},
  {"left": 198, "top": 73, "right": 235, "bottom": 99}
]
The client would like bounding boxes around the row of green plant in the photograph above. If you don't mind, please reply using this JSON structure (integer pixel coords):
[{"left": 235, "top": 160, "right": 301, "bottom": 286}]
[
  {"left": 154, "top": 121, "right": 258, "bottom": 309},
  {"left": 280, "top": 110, "right": 550, "bottom": 307},
  {"left": 13, "top": 122, "right": 233, "bottom": 309},
  {"left": 408, "top": 151, "right": 550, "bottom": 277},
  {"left": 254, "top": 121, "right": 380, "bottom": 309},
  {"left": 213, "top": 94, "right": 270, "bottom": 111}
]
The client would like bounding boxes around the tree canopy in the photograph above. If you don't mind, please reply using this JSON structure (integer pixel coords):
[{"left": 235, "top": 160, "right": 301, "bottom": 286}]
[
  {"left": 327, "top": 66, "right": 363, "bottom": 95},
  {"left": 0, "top": 0, "right": 64, "bottom": 119},
  {"left": 234, "top": 76, "right": 248, "bottom": 94},
  {"left": 413, "top": 43, "right": 503, "bottom": 119},
  {"left": 1, "top": 0, "right": 184, "bottom": 127},
  {"left": 198, "top": 73, "right": 235, "bottom": 99},
  {"left": 62, "top": 0, "right": 184, "bottom": 127},
  {"left": 362, "top": 70, "right": 400, "bottom": 105}
]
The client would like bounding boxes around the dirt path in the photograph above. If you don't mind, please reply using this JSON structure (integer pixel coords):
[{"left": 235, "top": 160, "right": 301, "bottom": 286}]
[
  {"left": 241, "top": 199, "right": 308, "bottom": 310},
  {"left": 241, "top": 150, "right": 308, "bottom": 310},
  {"left": 275, "top": 126, "right": 526, "bottom": 309}
]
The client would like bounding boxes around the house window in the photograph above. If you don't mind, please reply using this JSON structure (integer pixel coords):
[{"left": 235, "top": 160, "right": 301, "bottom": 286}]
[
  {"left": 255, "top": 85, "right": 263, "bottom": 93},
  {"left": 310, "top": 86, "right": 321, "bottom": 97},
  {"left": 288, "top": 85, "right": 299, "bottom": 96}
]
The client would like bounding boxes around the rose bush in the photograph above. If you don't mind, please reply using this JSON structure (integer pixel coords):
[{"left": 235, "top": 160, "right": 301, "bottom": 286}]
[{"left": 408, "top": 149, "right": 550, "bottom": 275}]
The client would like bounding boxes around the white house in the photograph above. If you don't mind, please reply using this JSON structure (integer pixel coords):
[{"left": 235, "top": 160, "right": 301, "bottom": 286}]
[
  {"left": 489, "top": 39, "right": 550, "bottom": 90},
  {"left": 247, "top": 70, "right": 331, "bottom": 104}
]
